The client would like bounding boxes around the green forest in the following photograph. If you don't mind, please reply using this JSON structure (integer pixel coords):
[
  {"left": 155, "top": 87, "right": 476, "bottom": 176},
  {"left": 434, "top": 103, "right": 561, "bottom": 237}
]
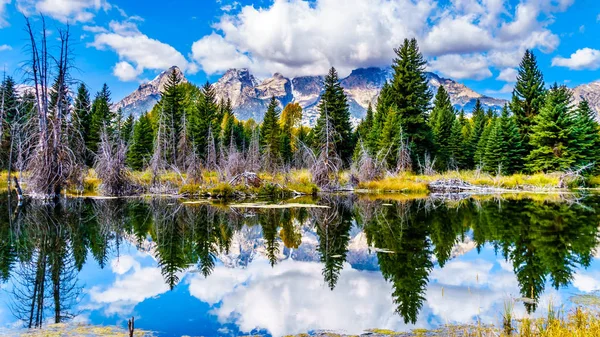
[{"left": 2, "top": 20, "right": 599, "bottom": 198}]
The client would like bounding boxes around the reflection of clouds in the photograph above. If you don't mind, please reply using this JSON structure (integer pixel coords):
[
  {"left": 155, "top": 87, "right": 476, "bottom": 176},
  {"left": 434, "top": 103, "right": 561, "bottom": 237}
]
[
  {"left": 188, "top": 257, "right": 409, "bottom": 336},
  {"left": 573, "top": 271, "right": 600, "bottom": 292},
  {"left": 89, "top": 254, "right": 170, "bottom": 316},
  {"left": 187, "top": 252, "right": 575, "bottom": 336}
]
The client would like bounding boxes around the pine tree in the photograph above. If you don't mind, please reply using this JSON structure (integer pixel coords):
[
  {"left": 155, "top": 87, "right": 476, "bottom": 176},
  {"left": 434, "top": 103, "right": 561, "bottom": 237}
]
[
  {"left": 431, "top": 86, "right": 455, "bottom": 170},
  {"left": 511, "top": 50, "right": 546, "bottom": 151},
  {"left": 378, "top": 105, "right": 401, "bottom": 168},
  {"left": 526, "top": 84, "right": 577, "bottom": 172},
  {"left": 158, "top": 68, "right": 185, "bottom": 166},
  {"left": 387, "top": 38, "right": 434, "bottom": 169},
  {"left": 191, "top": 82, "right": 219, "bottom": 159},
  {"left": 572, "top": 100, "right": 600, "bottom": 170},
  {"left": 122, "top": 113, "right": 134, "bottom": 144},
  {"left": 356, "top": 102, "right": 374, "bottom": 144},
  {"left": 469, "top": 99, "right": 487, "bottom": 168},
  {"left": 0, "top": 75, "right": 19, "bottom": 169},
  {"left": 499, "top": 105, "right": 525, "bottom": 174},
  {"left": 474, "top": 117, "right": 494, "bottom": 167},
  {"left": 73, "top": 83, "right": 92, "bottom": 146},
  {"left": 312, "top": 67, "right": 353, "bottom": 164},
  {"left": 369, "top": 82, "right": 392, "bottom": 154},
  {"left": 261, "top": 96, "right": 281, "bottom": 166},
  {"left": 483, "top": 119, "right": 502, "bottom": 173},
  {"left": 88, "top": 84, "right": 113, "bottom": 157},
  {"left": 448, "top": 118, "right": 464, "bottom": 169},
  {"left": 127, "top": 113, "right": 154, "bottom": 170}
]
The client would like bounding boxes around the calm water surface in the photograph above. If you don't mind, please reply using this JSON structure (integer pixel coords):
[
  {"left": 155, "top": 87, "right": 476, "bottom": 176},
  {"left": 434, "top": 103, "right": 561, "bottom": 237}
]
[{"left": 0, "top": 194, "right": 599, "bottom": 336}]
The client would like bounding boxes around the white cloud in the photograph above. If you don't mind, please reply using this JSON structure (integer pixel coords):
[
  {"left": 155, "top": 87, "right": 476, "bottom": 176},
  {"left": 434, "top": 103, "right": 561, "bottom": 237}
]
[
  {"left": 429, "top": 54, "right": 492, "bottom": 80},
  {"left": 90, "top": 20, "right": 199, "bottom": 81},
  {"left": 0, "top": 44, "right": 11, "bottom": 51},
  {"left": 497, "top": 68, "right": 518, "bottom": 82},
  {"left": 423, "top": 15, "right": 494, "bottom": 56},
  {"left": 190, "top": 0, "right": 572, "bottom": 79},
  {"left": 485, "top": 83, "right": 514, "bottom": 95},
  {"left": 16, "top": 0, "right": 111, "bottom": 23},
  {"left": 0, "top": 0, "right": 10, "bottom": 28},
  {"left": 552, "top": 48, "right": 600, "bottom": 70},
  {"left": 573, "top": 271, "right": 600, "bottom": 292},
  {"left": 89, "top": 254, "right": 171, "bottom": 316}
]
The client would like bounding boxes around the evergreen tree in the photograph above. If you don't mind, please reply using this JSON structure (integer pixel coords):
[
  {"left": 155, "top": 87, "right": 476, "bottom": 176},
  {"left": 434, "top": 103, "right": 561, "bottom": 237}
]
[
  {"left": 356, "top": 103, "right": 374, "bottom": 144},
  {"left": 191, "top": 82, "right": 219, "bottom": 159},
  {"left": 158, "top": 68, "right": 185, "bottom": 165},
  {"left": 0, "top": 76, "right": 19, "bottom": 169},
  {"left": 572, "top": 100, "right": 600, "bottom": 170},
  {"left": 431, "top": 86, "right": 455, "bottom": 170},
  {"left": 526, "top": 84, "right": 577, "bottom": 172},
  {"left": 261, "top": 96, "right": 281, "bottom": 165},
  {"left": 499, "top": 105, "right": 526, "bottom": 174},
  {"left": 88, "top": 84, "right": 113, "bottom": 156},
  {"left": 369, "top": 82, "right": 392, "bottom": 154},
  {"left": 386, "top": 38, "right": 434, "bottom": 169},
  {"left": 469, "top": 99, "right": 487, "bottom": 168},
  {"left": 511, "top": 50, "right": 546, "bottom": 151},
  {"left": 474, "top": 117, "right": 494, "bottom": 167},
  {"left": 483, "top": 119, "right": 502, "bottom": 173},
  {"left": 122, "top": 113, "right": 134, "bottom": 144},
  {"left": 127, "top": 113, "right": 154, "bottom": 170},
  {"left": 72, "top": 83, "right": 92, "bottom": 146},
  {"left": 448, "top": 118, "right": 464, "bottom": 169},
  {"left": 220, "top": 111, "right": 235, "bottom": 148},
  {"left": 313, "top": 67, "right": 353, "bottom": 164}
]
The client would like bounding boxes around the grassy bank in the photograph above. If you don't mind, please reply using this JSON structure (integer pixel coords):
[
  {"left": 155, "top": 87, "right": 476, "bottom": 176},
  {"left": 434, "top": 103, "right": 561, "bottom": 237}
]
[{"left": 3, "top": 169, "right": 599, "bottom": 198}]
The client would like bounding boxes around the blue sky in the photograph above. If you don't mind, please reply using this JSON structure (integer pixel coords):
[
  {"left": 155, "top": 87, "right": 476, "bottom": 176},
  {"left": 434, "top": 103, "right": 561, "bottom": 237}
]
[{"left": 0, "top": 0, "right": 599, "bottom": 102}]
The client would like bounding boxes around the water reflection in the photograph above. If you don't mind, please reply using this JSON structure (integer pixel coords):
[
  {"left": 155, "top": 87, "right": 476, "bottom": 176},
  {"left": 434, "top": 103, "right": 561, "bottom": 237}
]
[{"left": 0, "top": 194, "right": 599, "bottom": 334}]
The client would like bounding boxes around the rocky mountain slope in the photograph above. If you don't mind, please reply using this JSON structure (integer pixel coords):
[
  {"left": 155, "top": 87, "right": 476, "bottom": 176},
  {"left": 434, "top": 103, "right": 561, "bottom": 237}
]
[
  {"left": 113, "top": 66, "right": 187, "bottom": 117},
  {"left": 573, "top": 81, "right": 600, "bottom": 114},
  {"left": 115, "top": 66, "right": 509, "bottom": 124}
]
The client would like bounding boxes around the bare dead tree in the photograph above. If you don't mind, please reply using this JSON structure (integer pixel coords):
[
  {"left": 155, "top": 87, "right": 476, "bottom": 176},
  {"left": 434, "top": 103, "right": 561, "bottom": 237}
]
[
  {"left": 246, "top": 127, "right": 261, "bottom": 172},
  {"left": 205, "top": 126, "right": 218, "bottom": 173},
  {"left": 418, "top": 152, "right": 436, "bottom": 176},
  {"left": 177, "top": 112, "right": 192, "bottom": 172},
  {"left": 224, "top": 133, "right": 245, "bottom": 179},
  {"left": 185, "top": 144, "right": 203, "bottom": 184},
  {"left": 307, "top": 109, "right": 341, "bottom": 190},
  {"left": 353, "top": 140, "right": 385, "bottom": 182},
  {"left": 396, "top": 127, "right": 412, "bottom": 173},
  {"left": 94, "top": 126, "right": 134, "bottom": 196},
  {"left": 24, "top": 17, "right": 80, "bottom": 198}
]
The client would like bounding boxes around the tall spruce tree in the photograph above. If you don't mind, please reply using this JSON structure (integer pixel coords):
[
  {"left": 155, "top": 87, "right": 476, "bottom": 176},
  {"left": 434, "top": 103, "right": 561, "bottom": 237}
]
[
  {"left": 88, "top": 84, "right": 113, "bottom": 156},
  {"left": 511, "top": 50, "right": 546, "bottom": 152},
  {"left": 572, "top": 100, "right": 600, "bottom": 171},
  {"left": 526, "top": 84, "right": 577, "bottom": 172},
  {"left": 191, "top": 82, "right": 219, "bottom": 159},
  {"left": 386, "top": 38, "right": 434, "bottom": 170},
  {"left": 448, "top": 118, "right": 464, "bottom": 169},
  {"left": 431, "top": 86, "right": 455, "bottom": 170},
  {"left": 469, "top": 100, "right": 487, "bottom": 168},
  {"left": 369, "top": 82, "right": 393, "bottom": 154},
  {"left": 261, "top": 96, "right": 281, "bottom": 166},
  {"left": 122, "top": 113, "right": 134, "bottom": 144},
  {"left": 0, "top": 76, "right": 19, "bottom": 169},
  {"left": 73, "top": 83, "right": 92, "bottom": 145},
  {"left": 313, "top": 67, "right": 353, "bottom": 164},
  {"left": 483, "top": 119, "right": 502, "bottom": 173},
  {"left": 474, "top": 116, "right": 494, "bottom": 167},
  {"left": 356, "top": 103, "right": 374, "bottom": 146},
  {"left": 127, "top": 113, "right": 155, "bottom": 170},
  {"left": 158, "top": 68, "right": 185, "bottom": 166}
]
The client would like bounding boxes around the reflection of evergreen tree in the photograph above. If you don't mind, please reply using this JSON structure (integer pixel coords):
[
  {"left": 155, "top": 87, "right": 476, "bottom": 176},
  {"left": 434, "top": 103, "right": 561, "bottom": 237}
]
[
  {"left": 261, "top": 210, "right": 281, "bottom": 267},
  {"left": 315, "top": 200, "right": 352, "bottom": 290},
  {"left": 363, "top": 201, "right": 433, "bottom": 324},
  {"left": 152, "top": 200, "right": 187, "bottom": 289}
]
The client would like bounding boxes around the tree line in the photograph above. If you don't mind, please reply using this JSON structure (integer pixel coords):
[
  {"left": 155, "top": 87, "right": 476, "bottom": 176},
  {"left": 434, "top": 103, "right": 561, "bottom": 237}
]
[{"left": 2, "top": 19, "right": 599, "bottom": 197}]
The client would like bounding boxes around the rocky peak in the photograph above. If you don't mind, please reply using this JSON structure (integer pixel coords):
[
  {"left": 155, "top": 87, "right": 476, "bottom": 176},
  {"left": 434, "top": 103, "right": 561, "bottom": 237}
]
[
  {"left": 256, "top": 72, "right": 293, "bottom": 106},
  {"left": 573, "top": 81, "right": 600, "bottom": 118},
  {"left": 113, "top": 66, "right": 187, "bottom": 117}
]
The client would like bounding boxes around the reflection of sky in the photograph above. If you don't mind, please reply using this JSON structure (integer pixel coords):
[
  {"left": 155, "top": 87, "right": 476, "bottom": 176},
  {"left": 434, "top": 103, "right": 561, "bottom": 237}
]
[{"left": 0, "top": 240, "right": 598, "bottom": 337}]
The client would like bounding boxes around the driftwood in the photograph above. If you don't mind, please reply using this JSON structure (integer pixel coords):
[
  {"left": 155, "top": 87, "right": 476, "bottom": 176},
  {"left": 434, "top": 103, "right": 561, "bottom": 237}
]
[
  {"left": 558, "top": 163, "right": 594, "bottom": 188},
  {"left": 228, "top": 172, "right": 262, "bottom": 188}
]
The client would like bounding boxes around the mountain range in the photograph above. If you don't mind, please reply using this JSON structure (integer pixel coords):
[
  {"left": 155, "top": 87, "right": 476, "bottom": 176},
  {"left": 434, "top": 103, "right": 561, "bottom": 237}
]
[{"left": 114, "top": 66, "right": 600, "bottom": 125}]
